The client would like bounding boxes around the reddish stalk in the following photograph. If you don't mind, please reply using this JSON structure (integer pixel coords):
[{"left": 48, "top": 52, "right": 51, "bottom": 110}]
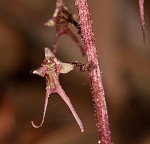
[{"left": 75, "top": 0, "right": 112, "bottom": 143}]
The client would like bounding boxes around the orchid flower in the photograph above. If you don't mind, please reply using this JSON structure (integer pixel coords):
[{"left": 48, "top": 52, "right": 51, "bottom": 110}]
[
  {"left": 44, "top": 0, "right": 85, "bottom": 55},
  {"left": 31, "top": 47, "right": 84, "bottom": 132}
]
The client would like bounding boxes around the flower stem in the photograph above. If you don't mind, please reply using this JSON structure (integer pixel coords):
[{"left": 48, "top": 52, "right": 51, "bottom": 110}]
[{"left": 75, "top": 0, "right": 112, "bottom": 143}]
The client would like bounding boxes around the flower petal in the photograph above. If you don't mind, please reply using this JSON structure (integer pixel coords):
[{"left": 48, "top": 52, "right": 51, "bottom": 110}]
[
  {"left": 138, "top": 0, "right": 145, "bottom": 41},
  {"left": 44, "top": 47, "right": 55, "bottom": 60},
  {"left": 57, "top": 86, "right": 84, "bottom": 132},
  {"left": 33, "top": 68, "right": 44, "bottom": 77},
  {"left": 60, "top": 62, "right": 74, "bottom": 74},
  {"left": 31, "top": 87, "right": 51, "bottom": 128}
]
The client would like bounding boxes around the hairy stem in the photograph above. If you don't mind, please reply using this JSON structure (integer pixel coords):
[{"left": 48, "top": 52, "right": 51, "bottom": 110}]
[{"left": 75, "top": 0, "right": 112, "bottom": 143}]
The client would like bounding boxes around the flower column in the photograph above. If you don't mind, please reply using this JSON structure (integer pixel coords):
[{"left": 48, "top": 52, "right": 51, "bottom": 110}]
[{"left": 75, "top": 0, "right": 112, "bottom": 143}]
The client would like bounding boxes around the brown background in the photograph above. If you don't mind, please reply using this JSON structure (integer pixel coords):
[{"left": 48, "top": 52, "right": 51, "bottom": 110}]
[{"left": 0, "top": 0, "right": 150, "bottom": 143}]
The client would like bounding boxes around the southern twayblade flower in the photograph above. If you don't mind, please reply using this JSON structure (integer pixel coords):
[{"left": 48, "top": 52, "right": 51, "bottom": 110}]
[
  {"left": 31, "top": 47, "right": 84, "bottom": 132},
  {"left": 44, "top": 0, "right": 85, "bottom": 55}
]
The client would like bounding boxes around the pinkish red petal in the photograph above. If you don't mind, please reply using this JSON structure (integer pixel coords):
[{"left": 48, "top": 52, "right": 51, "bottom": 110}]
[
  {"left": 57, "top": 86, "right": 84, "bottom": 132},
  {"left": 31, "top": 88, "right": 51, "bottom": 128},
  {"left": 138, "top": 0, "right": 145, "bottom": 42}
]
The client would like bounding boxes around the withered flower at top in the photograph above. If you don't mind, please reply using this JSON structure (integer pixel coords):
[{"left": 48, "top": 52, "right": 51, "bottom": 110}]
[{"left": 45, "top": 0, "right": 85, "bottom": 55}]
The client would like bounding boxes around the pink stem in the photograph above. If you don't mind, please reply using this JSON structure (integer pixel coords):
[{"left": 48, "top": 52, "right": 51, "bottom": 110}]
[{"left": 75, "top": 0, "right": 112, "bottom": 143}]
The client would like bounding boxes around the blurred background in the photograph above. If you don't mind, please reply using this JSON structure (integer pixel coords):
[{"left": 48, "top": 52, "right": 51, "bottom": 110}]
[{"left": 0, "top": 0, "right": 150, "bottom": 143}]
